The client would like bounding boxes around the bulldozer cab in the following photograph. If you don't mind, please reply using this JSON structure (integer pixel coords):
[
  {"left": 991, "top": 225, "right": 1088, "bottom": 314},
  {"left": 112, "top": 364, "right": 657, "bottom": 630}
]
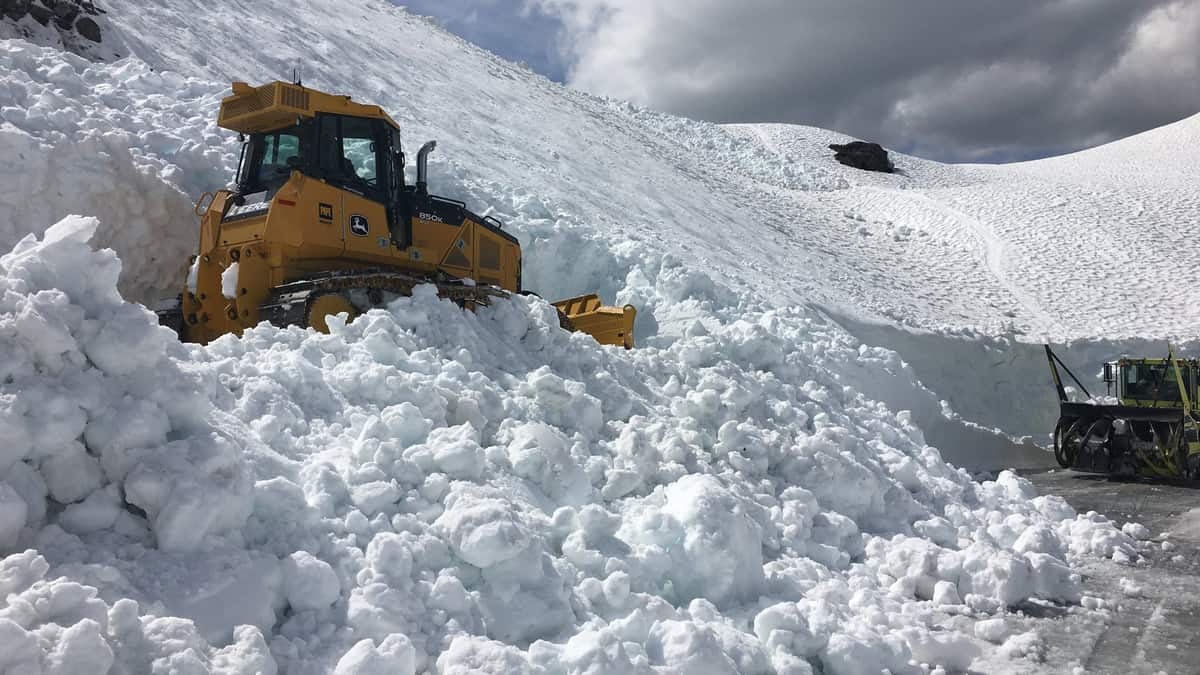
[
  {"left": 233, "top": 112, "right": 410, "bottom": 245},
  {"left": 1108, "top": 358, "right": 1199, "bottom": 410}
]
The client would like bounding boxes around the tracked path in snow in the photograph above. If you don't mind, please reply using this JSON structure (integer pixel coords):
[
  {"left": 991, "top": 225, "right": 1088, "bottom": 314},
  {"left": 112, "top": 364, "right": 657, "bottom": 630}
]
[
  {"left": 743, "top": 124, "right": 1061, "bottom": 336},
  {"left": 857, "top": 185, "right": 1064, "bottom": 339}
]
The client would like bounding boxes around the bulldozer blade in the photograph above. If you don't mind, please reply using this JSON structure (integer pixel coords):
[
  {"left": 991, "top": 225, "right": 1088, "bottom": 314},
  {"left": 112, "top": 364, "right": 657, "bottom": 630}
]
[{"left": 552, "top": 294, "right": 636, "bottom": 349}]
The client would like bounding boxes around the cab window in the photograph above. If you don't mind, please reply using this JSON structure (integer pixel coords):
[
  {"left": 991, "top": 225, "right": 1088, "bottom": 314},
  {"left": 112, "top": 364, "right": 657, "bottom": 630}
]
[
  {"left": 259, "top": 131, "right": 300, "bottom": 183},
  {"left": 1123, "top": 363, "right": 1187, "bottom": 401},
  {"left": 317, "top": 114, "right": 387, "bottom": 199},
  {"left": 238, "top": 126, "right": 302, "bottom": 194}
]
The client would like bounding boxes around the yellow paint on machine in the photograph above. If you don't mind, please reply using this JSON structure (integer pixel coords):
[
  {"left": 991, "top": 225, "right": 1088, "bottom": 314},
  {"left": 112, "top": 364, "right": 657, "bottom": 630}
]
[{"left": 170, "top": 81, "right": 637, "bottom": 349}]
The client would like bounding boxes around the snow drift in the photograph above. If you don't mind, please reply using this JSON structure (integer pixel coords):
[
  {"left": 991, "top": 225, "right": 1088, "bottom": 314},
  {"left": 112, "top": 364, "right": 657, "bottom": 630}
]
[
  {"left": 0, "top": 216, "right": 1136, "bottom": 673},
  {"left": 0, "top": 0, "right": 1182, "bottom": 671}
]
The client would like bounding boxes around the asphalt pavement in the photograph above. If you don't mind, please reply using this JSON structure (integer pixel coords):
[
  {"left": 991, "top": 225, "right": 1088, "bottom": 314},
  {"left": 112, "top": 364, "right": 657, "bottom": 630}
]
[{"left": 1014, "top": 470, "right": 1200, "bottom": 674}]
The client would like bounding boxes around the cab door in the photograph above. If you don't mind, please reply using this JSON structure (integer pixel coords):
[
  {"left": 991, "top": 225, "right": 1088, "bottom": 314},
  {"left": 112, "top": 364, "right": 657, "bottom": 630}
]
[{"left": 315, "top": 114, "right": 391, "bottom": 264}]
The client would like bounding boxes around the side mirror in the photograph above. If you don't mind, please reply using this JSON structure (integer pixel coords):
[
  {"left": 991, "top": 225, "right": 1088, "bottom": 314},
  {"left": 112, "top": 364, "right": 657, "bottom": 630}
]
[{"left": 1103, "top": 363, "right": 1114, "bottom": 383}]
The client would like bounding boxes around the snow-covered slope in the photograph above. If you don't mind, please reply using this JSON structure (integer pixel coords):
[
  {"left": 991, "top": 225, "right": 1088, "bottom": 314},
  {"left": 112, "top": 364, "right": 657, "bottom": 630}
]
[
  {"left": 0, "top": 1, "right": 1187, "bottom": 673},
  {"left": 719, "top": 113, "right": 1200, "bottom": 340}
]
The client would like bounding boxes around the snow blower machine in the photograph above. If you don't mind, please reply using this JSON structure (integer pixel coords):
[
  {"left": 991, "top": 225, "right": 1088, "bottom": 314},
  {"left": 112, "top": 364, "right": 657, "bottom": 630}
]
[
  {"left": 1046, "top": 345, "right": 1200, "bottom": 479},
  {"left": 156, "top": 81, "right": 636, "bottom": 348}
]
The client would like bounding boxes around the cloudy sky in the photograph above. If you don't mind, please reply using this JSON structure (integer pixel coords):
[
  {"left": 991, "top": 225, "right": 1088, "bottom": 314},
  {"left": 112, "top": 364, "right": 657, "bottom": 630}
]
[{"left": 400, "top": 0, "right": 1200, "bottom": 163}]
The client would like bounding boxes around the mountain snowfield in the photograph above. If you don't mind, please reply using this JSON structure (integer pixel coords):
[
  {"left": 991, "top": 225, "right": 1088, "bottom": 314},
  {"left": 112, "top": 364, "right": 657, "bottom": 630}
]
[{"left": 0, "top": 1, "right": 1194, "bottom": 673}]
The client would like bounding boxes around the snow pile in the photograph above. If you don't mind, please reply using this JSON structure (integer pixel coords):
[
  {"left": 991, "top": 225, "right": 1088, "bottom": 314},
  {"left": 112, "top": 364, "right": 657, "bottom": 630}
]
[
  {"left": 0, "top": 41, "right": 234, "bottom": 303},
  {"left": 0, "top": 219, "right": 286, "bottom": 672},
  {"left": 0, "top": 216, "right": 252, "bottom": 553},
  {"left": 0, "top": 550, "right": 276, "bottom": 675},
  {"left": 1, "top": 217, "right": 1139, "bottom": 672}
]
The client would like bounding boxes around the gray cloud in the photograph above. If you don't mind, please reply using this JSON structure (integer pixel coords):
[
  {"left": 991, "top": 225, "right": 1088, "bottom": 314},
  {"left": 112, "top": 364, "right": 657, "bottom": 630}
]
[
  {"left": 535, "top": 0, "right": 1200, "bottom": 162},
  {"left": 401, "top": 0, "right": 568, "bottom": 81}
]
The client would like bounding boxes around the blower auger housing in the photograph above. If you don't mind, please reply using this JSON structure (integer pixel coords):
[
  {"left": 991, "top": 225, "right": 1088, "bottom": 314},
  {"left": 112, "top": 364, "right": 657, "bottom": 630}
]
[
  {"left": 1045, "top": 345, "right": 1200, "bottom": 479},
  {"left": 157, "top": 81, "right": 636, "bottom": 348}
]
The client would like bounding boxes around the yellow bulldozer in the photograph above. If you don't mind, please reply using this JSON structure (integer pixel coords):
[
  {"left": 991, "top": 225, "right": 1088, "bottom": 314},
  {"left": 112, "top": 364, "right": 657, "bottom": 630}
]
[{"left": 157, "top": 81, "right": 636, "bottom": 348}]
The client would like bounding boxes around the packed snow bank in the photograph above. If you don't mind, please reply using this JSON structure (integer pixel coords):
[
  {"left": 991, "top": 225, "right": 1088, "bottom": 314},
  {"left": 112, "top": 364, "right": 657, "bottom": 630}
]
[
  {"left": 0, "top": 215, "right": 252, "bottom": 550},
  {"left": 0, "top": 217, "right": 1140, "bottom": 672},
  {"left": 0, "top": 41, "right": 235, "bottom": 304},
  {"left": 833, "top": 311, "right": 1200, "bottom": 442}
]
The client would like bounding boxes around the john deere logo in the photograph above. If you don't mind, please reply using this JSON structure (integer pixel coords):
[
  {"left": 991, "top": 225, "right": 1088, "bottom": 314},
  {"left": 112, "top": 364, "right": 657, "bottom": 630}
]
[{"left": 349, "top": 215, "right": 369, "bottom": 236}]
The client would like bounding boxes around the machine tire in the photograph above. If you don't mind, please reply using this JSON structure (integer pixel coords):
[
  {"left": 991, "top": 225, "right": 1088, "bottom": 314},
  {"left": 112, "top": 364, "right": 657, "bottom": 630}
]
[
  {"left": 1053, "top": 416, "right": 1081, "bottom": 469},
  {"left": 1175, "top": 425, "right": 1191, "bottom": 479},
  {"left": 306, "top": 292, "right": 359, "bottom": 333}
]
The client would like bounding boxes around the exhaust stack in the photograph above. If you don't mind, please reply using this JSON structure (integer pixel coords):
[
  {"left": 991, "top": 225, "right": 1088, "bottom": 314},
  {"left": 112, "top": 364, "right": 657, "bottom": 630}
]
[{"left": 416, "top": 140, "right": 437, "bottom": 195}]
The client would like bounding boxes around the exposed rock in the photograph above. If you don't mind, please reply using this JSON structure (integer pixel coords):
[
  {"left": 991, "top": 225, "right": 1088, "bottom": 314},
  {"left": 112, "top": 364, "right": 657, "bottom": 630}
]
[
  {"left": 2, "top": 0, "right": 104, "bottom": 47},
  {"left": 2, "top": 0, "right": 31, "bottom": 22},
  {"left": 26, "top": 1, "right": 50, "bottom": 24},
  {"left": 829, "top": 141, "right": 895, "bottom": 173},
  {"left": 52, "top": 2, "right": 81, "bottom": 30},
  {"left": 74, "top": 14, "right": 98, "bottom": 41}
]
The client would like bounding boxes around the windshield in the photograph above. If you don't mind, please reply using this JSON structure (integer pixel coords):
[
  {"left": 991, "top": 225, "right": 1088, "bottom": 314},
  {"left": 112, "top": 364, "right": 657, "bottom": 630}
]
[
  {"left": 232, "top": 116, "right": 391, "bottom": 201},
  {"left": 238, "top": 126, "right": 303, "bottom": 193},
  {"left": 1122, "top": 363, "right": 1188, "bottom": 402},
  {"left": 316, "top": 114, "right": 382, "bottom": 195}
]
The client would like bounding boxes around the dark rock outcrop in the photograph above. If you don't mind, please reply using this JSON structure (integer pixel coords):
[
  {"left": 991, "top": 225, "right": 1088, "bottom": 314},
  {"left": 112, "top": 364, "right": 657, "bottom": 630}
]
[
  {"left": 829, "top": 141, "right": 895, "bottom": 173},
  {"left": 1, "top": 0, "right": 104, "bottom": 43},
  {"left": 26, "top": 1, "right": 52, "bottom": 24},
  {"left": 74, "top": 14, "right": 98, "bottom": 41},
  {"left": 2, "top": 0, "right": 30, "bottom": 21}
]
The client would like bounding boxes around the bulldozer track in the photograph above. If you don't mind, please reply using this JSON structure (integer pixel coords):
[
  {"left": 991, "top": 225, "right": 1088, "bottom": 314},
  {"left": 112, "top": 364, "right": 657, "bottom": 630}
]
[{"left": 257, "top": 270, "right": 508, "bottom": 329}]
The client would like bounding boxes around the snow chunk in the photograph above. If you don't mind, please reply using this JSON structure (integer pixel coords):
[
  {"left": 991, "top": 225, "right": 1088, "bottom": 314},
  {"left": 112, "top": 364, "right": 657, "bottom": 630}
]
[
  {"left": 0, "top": 483, "right": 27, "bottom": 551},
  {"left": 365, "top": 532, "right": 414, "bottom": 585},
  {"left": 559, "top": 629, "right": 639, "bottom": 675},
  {"left": 622, "top": 474, "right": 764, "bottom": 607},
  {"left": 283, "top": 551, "right": 340, "bottom": 611},
  {"left": 435, "top": 489, "right": 532, "bottom": 568},
  {"left": 1119, "top": 577, "right": 1146, "bottom": 598},
  {"left": 932, "top": 580, "right": 961, "bottom": 606},
  {"left": 437, "top": 635, "right": 533, "bottom": 675},
  {"left": 646, "top": 620, "right": 739, "bottom": 673},
  {"left": 974, "top": 618, "right": 1010, "bottom": 643},
  {"left": 46, "top": 618, "right": 114, "bottom": 675},
  {"left": 186, "top": 256, "right": 200, "bottom": 294},
  {"left": 41, "top": 443, "right": 103, "bottom": 504},
  {"left": 351, "top": 480, "right": 400, "bottom": 516},
  {"left": 335, "top": 635, "right": 416, "bottom": 675},
  {"left": 998, "top": 631, "right": 1044, "bottom": 660},
  {"left": 428, "top": 423, "right": 486, "bottom": 480},
  {"left": 1122, "top": 522, "right": 1151, "bottom": 541},
  {"left": 221, "top": 262, "right": 239, "bottom": 299},
  {"left": 901, "top": 627, "right": 980, "bottom": 672}
]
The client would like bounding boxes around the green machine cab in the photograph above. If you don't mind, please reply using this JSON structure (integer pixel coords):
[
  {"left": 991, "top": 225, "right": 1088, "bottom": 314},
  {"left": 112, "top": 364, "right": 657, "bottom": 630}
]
[{"left": 1046, "top": 345, "right": 1200, "bottom": 478}]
